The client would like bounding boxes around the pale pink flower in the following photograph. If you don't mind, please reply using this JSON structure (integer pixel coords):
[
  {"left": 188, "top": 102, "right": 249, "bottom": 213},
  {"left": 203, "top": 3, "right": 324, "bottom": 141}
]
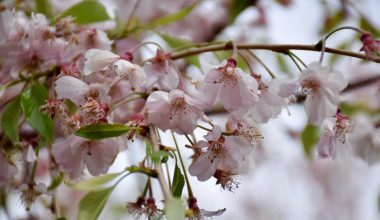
[
  {"left": 0, "top": 151, "right": 17, "bottom": 186},
  {"left": 51, "top": 135, "right": 119, "bottom": 179},
  {"left": 144, "top": 50, "right": 180, "bottom": 91},
  {"left": 197, "top": 58, "right": 259, "bottom": 112},
  {"left": 146, "top": 89, "right": 205, "bottom": 134},
  {"left": 188, "top": 126, "right": 253, "bottom": 187},
  {"left": 238, "top": 75, "right": 292, "bottom": 123},
  {"left": 317, "top": 112, "right": 355, "bottom": 159},
  {"left": 55, "top": 75, "right": 111, "bottom": 124},
  {"left": 299, "top": 62, "right": 348, "bottom": 125},
  {"left": 26, "top": 145, "right": 37, "bottom": 162},
  {"left": 83, "top": 49, "right": 146, "bottom": 89}
]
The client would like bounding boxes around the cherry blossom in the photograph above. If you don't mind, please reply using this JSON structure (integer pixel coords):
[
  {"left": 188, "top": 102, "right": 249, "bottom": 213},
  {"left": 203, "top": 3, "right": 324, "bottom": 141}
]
[
  {"left": 188, "top": 126, "right": 253, "bottom": 190},
  {"left": 0, "top": 151, "right": 17, "bottom": 186},
  {"left": 317, "top": 111, "right": 355, "bottom": 159},
  {"left": 299, "top": 62, "right": 348, "bottom": 125},
  {"left": 146, "top": 89, "right": 205, "bottom": 134},
  {"left": 197, "top": 58, "right": 260, "bottom": 112},
  {"left": 51, "top": 135, "right": 119, "bottom": 179}
]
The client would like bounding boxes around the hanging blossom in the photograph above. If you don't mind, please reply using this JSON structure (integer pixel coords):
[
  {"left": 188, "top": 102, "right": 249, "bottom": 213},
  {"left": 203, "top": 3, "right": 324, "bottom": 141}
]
[
  {"left": 236, "top": 74, "right": 294, "bottom": 123},
  {"left": 317, "top": 110, "right": 355, "bottom": 160},
  {"left": 83, "top": 49, "right": 147, "bottom": 91},
  {"left": 188, "top": 126, "right": 253, "bottom": 191},
  {"left": 55, "top": 75, "right": 111, "bottom": 125},
  {"left": 297, "top": 62, "right": 348, "bottom": 125},
  {"left": 144, "top": 49, "right": 180, "bottom": 91},
  {"left": 197, "top": 58, "right": 260, "bottom": 113},
  {"left": 186, "top": 196, "right": 226, "bottom": 220},
  {"left": 360, "top": 32, "right": 380, "bottom": 58},
  {"left": 51, "top": 135, "right": 119, "bottom": 179},
  {"left": 146, "top": 89, "right": 205, "bottom": 134}
]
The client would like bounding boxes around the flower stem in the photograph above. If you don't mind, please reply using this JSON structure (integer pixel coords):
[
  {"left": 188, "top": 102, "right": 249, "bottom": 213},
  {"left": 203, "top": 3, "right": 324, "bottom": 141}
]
[
  {"left": 148, "top": 125, "right": 172, "bottom": 200},
  {"left": 246, "top": 50, "right": 275, "bottom": 78},
  {"left": 287, "top": 53, "right": 303, "bottom": 72},
  {"left": 171, "top": 131, "right": 194, "bottom": 198}
]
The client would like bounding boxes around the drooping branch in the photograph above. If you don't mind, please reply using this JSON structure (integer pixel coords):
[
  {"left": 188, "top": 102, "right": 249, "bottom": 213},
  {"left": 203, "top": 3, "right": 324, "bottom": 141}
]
[{"left": 169, "top": 42, "right": 380, "bottom": 63}]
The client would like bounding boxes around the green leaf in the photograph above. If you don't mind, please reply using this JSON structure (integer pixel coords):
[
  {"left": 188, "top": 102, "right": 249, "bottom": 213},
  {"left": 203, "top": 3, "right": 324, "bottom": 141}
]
[
  {"left": 57, "top": 1, "right": 110, "bottom": 24},
  {"left": 48, "top": 172, "right": 64, "bottom": 191},
  {"left": 230, "top": 0, "right": 252, "bottom": 22},
  {"left": 301, "top": 124, "right": 320, "bottom": 157},
  {"left": 148, "top": 3, "right": 197, "bottom": 28},
  {"left": 171, "top": 165, "right": 185, "bottom": 198},
  {"left": 75, "top": 124, "right": 132, "bottom": 140},
  {"left": 164, "top": 198, "right": 185, "bottom": 220},
  {"left": 21, "top": 84, "right": 53, "bottom": 142},
  {"left": 35, "top": 0, "right": 53, "bottom": 18},
  {"left": 1, "top": 96, "right": 21, "bottom": 143},
  {"left": 275, "top": 54, "right": 290, "bottom": 75},
  {"left": 68, "top": 172, "right": 122, "bottom": 190},
  {"left": 77, "top": 186, "right": 115, "bottom": 220},
  {"left": 151, "top": 150, "right": 169, "bottom": 164}
]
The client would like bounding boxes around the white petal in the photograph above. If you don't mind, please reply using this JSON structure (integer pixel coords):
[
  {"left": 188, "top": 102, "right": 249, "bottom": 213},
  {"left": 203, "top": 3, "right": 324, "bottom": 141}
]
[
  {"left": 26, "top": 145, "right": 37, "bottom": 162},
  {"left": 83, "top": 49, "right": 120, "bottom": 75},
  {"left": 55, "top": 76, "right": 89, "bottom": 105}
]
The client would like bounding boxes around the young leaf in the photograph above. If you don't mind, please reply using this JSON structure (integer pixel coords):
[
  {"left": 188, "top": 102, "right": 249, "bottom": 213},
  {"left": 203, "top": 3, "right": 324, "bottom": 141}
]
[
  {"left": 68, "top": 172, "right": 123, "bottom": 190},
  {"left": 75, "top": 124, "right": 132, "bottom": 140},
  {"left": 35, "top": 0, "right": 53, "bottom": 18},
  {"left": 21, "top": 84, "right": 53, "bottom": 142},
  {"left": 148, "top": 3, "right": 197, "bottom": 28},
  {"left": 77, "top": 186, "right": 115, "bottom": 220},
  {"left": 172, "top": 165, "right": 185, "bottom": 198},
  {"left": 1, "top": 96, "right": 21, "bottom": 143},
  {"left": 151, "top": 150, "right": 169, "bottom": 164},
  {"left": 57, "top": 1, "right": 110, "bottom": 24},
  {"left": 164, "top": 198, "right": 185, "bottom": 220},
  {"left": 301, "top": 124, "right": 320, "bottom": 157},
  {"left": 48, "top": 172, "right": 64, "bottom": 191}
]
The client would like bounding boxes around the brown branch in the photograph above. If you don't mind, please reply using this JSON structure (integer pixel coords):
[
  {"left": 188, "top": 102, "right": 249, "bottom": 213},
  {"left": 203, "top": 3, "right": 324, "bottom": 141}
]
[{"left": 169, "top": 42, "right": 380, "bottom": 63}]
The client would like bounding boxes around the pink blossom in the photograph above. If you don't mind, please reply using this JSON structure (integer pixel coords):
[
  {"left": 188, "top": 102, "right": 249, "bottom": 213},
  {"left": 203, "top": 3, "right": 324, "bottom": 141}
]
[
  {"left": 146, "top": 89, "right": 205, "bottom": 134},
  {"left": 360, "top": 33, "right": 380, "bottom": 58},
  {"left": 299, "top": 62, "right": 348, "bottom": 125},
  {"left": 317, "top": 112, "right": 355, "bottom": 159},
  {"left": 144, "top": 50, "right": 180, "bottom": 91},
  {"left": 51, "top": 135, "right": 119, "bottom": 179},
  {"left": 197, "top": 58, "right": 260, "bottom": 112},
  {"left": 238, "top": 75, "right": 292, "bottom": 123},
  {"left": 188, "top": 126, "right": 253, "bottom": 186},
  {"left": 83, "top": 49, "right": 146, "bottom": 90}
]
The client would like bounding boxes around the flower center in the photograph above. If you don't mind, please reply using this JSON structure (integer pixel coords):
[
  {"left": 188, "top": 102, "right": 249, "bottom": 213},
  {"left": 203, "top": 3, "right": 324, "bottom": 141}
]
[
  {"left": 169, "top": 97, "right": 190, "bottom": 119},
  {"left": 301, "top": 77, "right": 321, "bottom": 94}
]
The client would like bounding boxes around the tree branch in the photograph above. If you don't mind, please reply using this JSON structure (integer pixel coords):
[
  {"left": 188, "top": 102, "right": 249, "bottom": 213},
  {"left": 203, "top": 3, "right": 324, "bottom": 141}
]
[{"left": 169, "top": 42, "right": 380, "bottom": 63}]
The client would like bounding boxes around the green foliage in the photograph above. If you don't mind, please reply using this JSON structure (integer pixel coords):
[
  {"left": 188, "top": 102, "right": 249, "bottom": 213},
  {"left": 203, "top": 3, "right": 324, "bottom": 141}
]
[
  {"left": 159, "top": 33, "right": 199, "bottom": 67},
  {"left": 148, "top": 2, "right": 198, "bottom": 28},
  {"left": 230, "top": 0, "right": 252, "bottom": 22},
  {"left": 35, "top": 0, "right": 53, "bottom": 18},
  {"left": 164, "top": 198, "right": 185, "bottom": 220},
  {"left": 57, "top": 1, "right": 110, "bottom": 24},
  {"left": 48, "top": 172, "right": 64, "bottom": 191},
  {"left": 21, "top": 84, "right": 53, "bottom": 142},
  {"left": 68, "top": 172, "right": 123, "bottom": 190},
  {"left": 172, "top": 165, "right": 185, "bottom": 198},
  {"left": 321, "top": 10, "right": 345, "bottom": 34},
  {"left": 275, "top": 54, "right": 291, "bottom": 74},
  {"left": 75, "top": 124, "right": 132, "bottom": 140},
  {"left": 77, "top": 186, "right": 115, "bottom": 220},
  {"left": 360, "top": 17, "right": 380, "bottom": 37},
  {"left": 151, "top": 150, "right": 170, "bottom": 164},
  {"left": 1, "top": 96, "right": 21, "bottom": 143},
  {"left": 301, "top": 124, "right": 320, "bottom": 157}
]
